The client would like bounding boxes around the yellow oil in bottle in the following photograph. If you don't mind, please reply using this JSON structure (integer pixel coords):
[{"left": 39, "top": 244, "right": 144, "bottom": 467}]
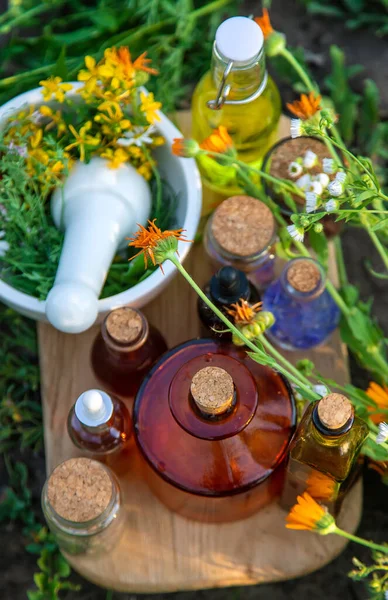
[{"left": 191, "top": 16, "right": 281, "bottom": 215}]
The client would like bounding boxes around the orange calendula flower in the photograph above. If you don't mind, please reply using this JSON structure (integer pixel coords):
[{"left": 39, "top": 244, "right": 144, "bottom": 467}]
[
  {"left": 133, "top": 52, "right": 158, "bottom": 75},
  {"left": 171, "top": 138, "right": 200, "bottom": 158},
  {"left": 200, "top": 126, "right": 234, "bottom": 154},
  {"left": 227, "top": 299, "right": 262, "bottom": 326},
  {"left": 286, "top": 493, "right": 335, "bottom": 533},
  {"left": 287, "top": 92, "right": 322, "bottom": 120},
  {"left": 366, "top": 381, "right": 388, "bottom": 424},
  {"left": 254, "top": 9, "right": 274, "bottom": 39},
  {"left": 128, "top": 219, "right": 191, "bottom": 271},
  {"left": 306, "top": 471, "right": 337, "bottom": 502}
]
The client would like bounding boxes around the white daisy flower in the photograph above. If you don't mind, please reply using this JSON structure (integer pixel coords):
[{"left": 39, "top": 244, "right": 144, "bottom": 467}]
[
  {"left": 287, "top": 224, "right": 304, "bottom": 242},
  {"left": 335, "top": 171, "right": 346, "bottom": 183},
  {"left": 303, "top": 150, "right": 318, "bottom": 169},
  {"left": 290, "top": 119, "right": 302, "bottom": 139},
  {"left": 314, "top": 173, "right": 330, "bottom": 188},
  {"left": 376, "top": 422, "right": 388, "bottom": 445},
  {"left": 308, "top": 180, "right": 324, "bottom": 196},
  {"left": 328, "top": 180, "right": 343, "bottom": 197},
  {"left": 305, "top": 192, "right": 318, "bottom": 213},
  {"left": 322, "top": 158, "right": 335, "bottom": 174},
  {"left": 288, "top": 161, "right": 303, "bottom": 179},
  {"left": 295, "top": 174, "right": 311, "bottom": 191},
  {"left": 117, "top": 125, "right": 156, "bottom": 147},
  {"left": 325, "top": 199, "right": 338, "bottom": 212},
  {"left": 313, "top": 384, "right": 329, "bottom": 398}
]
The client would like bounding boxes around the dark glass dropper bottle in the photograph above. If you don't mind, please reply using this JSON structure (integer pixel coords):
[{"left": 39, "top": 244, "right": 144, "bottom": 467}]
[{"left": 197, "top": 266, "right": 261, "bottom": 339}]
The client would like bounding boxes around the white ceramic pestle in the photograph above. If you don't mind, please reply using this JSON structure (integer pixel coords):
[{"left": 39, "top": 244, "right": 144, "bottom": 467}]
[{"left": 46, "top": 157, "right": 151, "bottom": 334}]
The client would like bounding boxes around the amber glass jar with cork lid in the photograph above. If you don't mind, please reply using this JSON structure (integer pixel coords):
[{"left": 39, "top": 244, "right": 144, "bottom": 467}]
[
  {"left": 204, "top": 195, "right": 277, "bottom": 288},
  {"left": 42, "top": 458, "right": 123, "bottom": 555},
  {"left": 133, "top": 338, "right": 296, "bottom": 523},
  {"left": 91, "top": 307, "right": 167, "bottom": 402},
  {"left": 281, "top": 394, "right": 368, "bottom": 515}
]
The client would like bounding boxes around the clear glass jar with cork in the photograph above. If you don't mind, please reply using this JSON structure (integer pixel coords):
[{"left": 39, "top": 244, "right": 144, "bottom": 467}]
[
  {"left": 42, "top": 458, "right": 123, "bottom": 555},
  {"left": 67, "top": 389, "right": 133, "bottom": 474},
  {"left": 91, "top": 307, "right": 167, "bottom": 402},
  {"left": 263, "top": 257, "right": 341, "bottom": 350},
  {"left": 281, "top": 394, "right": 369, "bottom": 515},
  {"left": 133, "top": 338, "right": 296, "bottom": 523},
  {"left": 192, "top": 16, "right": 281, "bottom": 212},
  {"left": 204, "top": 195, "right": 277, "bottom": 288}
]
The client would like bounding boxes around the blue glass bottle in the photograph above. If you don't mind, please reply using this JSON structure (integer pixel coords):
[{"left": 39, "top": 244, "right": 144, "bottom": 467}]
[{"left": 263, "top": 258, "right": 340, "bottom": 350}]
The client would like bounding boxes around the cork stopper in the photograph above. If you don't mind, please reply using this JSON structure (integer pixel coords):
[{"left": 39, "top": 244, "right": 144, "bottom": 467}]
[
  {"left": 105, "top": 307, "right": 144, "bottom": 344},
  {"left": 190, "top": 367, "right": 234, "bottom": 416},
  {"left": 317, "top": 394, "right": 354, "bottom": 431},
  {"left": 287, "top": 259, "right": 321, "bottom": 293},
  {"left": 211, "top": 196, "right": 275, "bottom": 257},
  {"left": 47, "top": 458, "right": 112, "bottom": 522}
]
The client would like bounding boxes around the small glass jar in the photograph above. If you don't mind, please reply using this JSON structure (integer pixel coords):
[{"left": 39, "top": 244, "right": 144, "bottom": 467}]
[
  {"left": 67, "top": 389, "right": 133, "bottom": 475},
  {"left": 262, "top": 136, "right": 342, "bottom": 238},
  {"left": 42, "top": 458, "right": 123, "bottom": 556},
  {"left": 263, "top": 257, "right": 341, "bottom": 350},
  {"left": 197, "top": 266, "right": 261, "bottom": 339},
  {"left": 134, "top": 338, "right": 296, "bottom": 523},
  {"left": 281, "top": 394, "right": 369, "bottom": 515},
  {"left": 204, "top": 195, "right": 277, "bottom": 288},
  {"left": 91, "top": 307, "right": 167, "bottom": 402}
]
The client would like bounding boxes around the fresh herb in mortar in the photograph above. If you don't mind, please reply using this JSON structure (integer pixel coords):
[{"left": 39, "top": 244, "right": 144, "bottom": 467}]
[{"left": 0, "top": 47, "right": 177, "bottom": 300}]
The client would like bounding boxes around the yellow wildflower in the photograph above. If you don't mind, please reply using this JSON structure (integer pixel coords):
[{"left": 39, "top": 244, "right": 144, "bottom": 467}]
[
  {"left": 137, "top": 163, "right": 152, "bottom": 180},
  {"left": 39, "top": 77, "right": 73, "bottom": 103},
  {"left": 29, "top": 128, "right": 43, "bottom": 149},
  {"left": 39, "top": 105, "right": 67, "bottom": 136},
  {"left": 140, "top": 91, "right": 161, "bottom": 124},
  {"left": 94, "top": 101, "right": 131, "bottom": 136},
  {"left": 152, "top": 135, "right": 165, "bottom": 147},
  {"left": 65, "top": 121, "right": 100, "bottom": 162},
  {"left": 100, "top": 147, "right": 129, "bottom": 169}
]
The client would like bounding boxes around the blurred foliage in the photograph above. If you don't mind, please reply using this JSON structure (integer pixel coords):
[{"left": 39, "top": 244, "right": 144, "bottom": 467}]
[
  {"left": 300, "top": 0, "right": 388, "bottom": 37},
  {"left": 349, "top": 552, "right": 388, "bottom": 599}
]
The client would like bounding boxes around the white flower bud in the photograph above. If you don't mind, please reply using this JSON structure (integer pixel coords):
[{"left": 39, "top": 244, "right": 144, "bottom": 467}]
[
  {"left": 314, "top": 173, "right": 330, "bottom": 188},
  {"left": 303, "top": 150, "right": 318, "bottom": 169},
  {"left": 288, "top": 161, "right": 303, "bottom": 179},
  {"left": 328, "top": 180, "right": 343, "bottom": 197},
  {"left": 295, "top": 174, "right": 311, "bottom": 191}
]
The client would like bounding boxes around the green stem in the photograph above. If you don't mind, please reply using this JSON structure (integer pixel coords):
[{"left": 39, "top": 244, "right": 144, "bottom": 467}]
[
  {"left": 0, "top": 3, "right": 60, "bottom": 33},
  {"left": 334, "top": 526, "right": 388, "bottom": 554},
  {"left": 279, "top": 48, "right": 316, "bottom": 92},
  {"left": 260, "top": 334, "right": 314, "bottom": 389},
  {"left": 334, "top": 236, "right": 348, "bottom": 287},
  {"left": 361, "top": 214, "right": 388, "bottom": 272},
  {"left": 169, "top": 256, "right": 319, "bottom": 399}
]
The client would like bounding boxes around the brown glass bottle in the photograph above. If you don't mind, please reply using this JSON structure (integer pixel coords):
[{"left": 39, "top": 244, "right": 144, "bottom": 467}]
[
  {"left": 91, "top": 307, "right": 167, "bottom": 402},
  {"left": 67, "top": 389, "right": 133, "bottom": 475},
  {"left": 281, "top": 393, "right": 369, "bottom": 515},
  {"left": 197, "top": 266, "right": 261, "bottom": 339},
  {"left": 134, "top": 338, "right": 296, "bottom": 523}
]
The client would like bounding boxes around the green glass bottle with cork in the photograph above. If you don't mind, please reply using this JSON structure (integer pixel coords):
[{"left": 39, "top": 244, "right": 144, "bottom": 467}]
[
  {"left": 191, "top": 16, "right": 281, "bottom": 214},
  {"left": 281, "top": 394, "right": 369, "bottom": 516}
]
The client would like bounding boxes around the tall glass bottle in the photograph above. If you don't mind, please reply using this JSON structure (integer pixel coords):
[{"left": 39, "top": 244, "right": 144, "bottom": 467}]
[
  {"left": 42, "top": 457, "right": 124, "bottom": 555},
  {"left": 91, "top": 307, "right": 167, "bottom": 401},
  {"left": 281, "top": 394, "right": 369, "bottom": 515},
  {"left": 204, "top": 195, "right": 277, "bottom": 287},
  {"left": 263, "top": 257, "right": 341, "bottom": 350},
  {"left": 197, "top": 265, "right": 261, "bottom": 339},
  {"left": 67, "top": 389, "right": 133, "bottom": 474},
  {"left": 192, "top": 16, "right": 281, "bottom": 214},
  {"left": 134, "top": 338, "right": 296, "bottom": 523}
]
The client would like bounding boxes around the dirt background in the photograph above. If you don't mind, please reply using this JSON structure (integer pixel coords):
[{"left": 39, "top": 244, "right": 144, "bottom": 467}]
[{"left": 1, "top": 0, "right": 388, "bottom": 598}]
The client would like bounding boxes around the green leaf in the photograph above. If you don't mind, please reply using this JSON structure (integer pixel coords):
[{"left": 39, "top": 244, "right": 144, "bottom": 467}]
[
  {"left": 308, "top": 228, "right": 328, "bottom": 269},
  {"left": 54, "top": 553, "right": 71, "bottom": 578},
  {"left": 305, "top": 2, "right": 345, "bottom": 17},
  {"left": 371, "top": 218, "right": 388, "bottom": 232},
  {"left": 33, "top": 573, "right": 46, "bottom": 592},
  {"left": 294, "top": 386, "right": 318, "bottom": 402},
  {"left": 341, "top": 284, "right": 359, "bottom": 306},
  {"left": 52, "top": 46, "right": 68, "bottom": 81}
]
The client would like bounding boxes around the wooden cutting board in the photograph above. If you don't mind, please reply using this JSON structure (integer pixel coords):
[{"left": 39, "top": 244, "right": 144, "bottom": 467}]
[{"left": 38, "top": 113, "right": 361, "bottom": 593}]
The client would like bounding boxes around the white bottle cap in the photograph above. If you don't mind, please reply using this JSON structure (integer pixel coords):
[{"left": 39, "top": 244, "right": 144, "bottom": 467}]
[
  {"left": 74, "top": 389, "right": 114, "bottom": 427},
  {"left": 215, "top": 17, "right": 264, "bottom": 65}
]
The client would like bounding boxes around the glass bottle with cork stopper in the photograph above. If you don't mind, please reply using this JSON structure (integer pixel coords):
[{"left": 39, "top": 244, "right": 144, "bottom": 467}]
[
  {"left": 192, "top": 16, "right": 281, "bottom": 213},
  {"left": 197, "top": 265, "right": 261, "bottom": 339},
  {"left": 91, "top": 307, "right": 167, "bottom": 402},
  {"left": 134, "top": 338, "right": 296, "bottom": 523},
  {"left": 67, "top": 389, "right": 133, "bottom": 474},
  {"left": 204, "top": 195, "right": 277, "bottom": 288},
  {"left": 263, "top": 257, "right": 340, "bottom": 350},
  {"left": 42, "top": 457, "right": 123, "bottom": 555},
  {"left": 281, "top": 394, "right": 368, "bottom": 515}
]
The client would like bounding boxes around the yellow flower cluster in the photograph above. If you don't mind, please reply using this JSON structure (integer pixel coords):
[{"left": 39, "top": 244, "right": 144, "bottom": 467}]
[{"left": 3, "top": 45, "right": 164, "bottom": 188}]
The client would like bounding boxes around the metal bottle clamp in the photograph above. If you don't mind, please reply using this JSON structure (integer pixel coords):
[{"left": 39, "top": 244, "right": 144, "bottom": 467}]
[{"left": 207, "top": 60, "right": 269, "bottom": 111}]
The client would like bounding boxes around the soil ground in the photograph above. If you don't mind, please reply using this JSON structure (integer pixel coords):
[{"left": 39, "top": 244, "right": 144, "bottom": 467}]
[{"left": 1, "top": 0, "right": 388, "bottom": 598}]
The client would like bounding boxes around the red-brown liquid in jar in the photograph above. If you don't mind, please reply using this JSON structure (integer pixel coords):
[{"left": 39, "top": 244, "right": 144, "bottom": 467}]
[
  {"left": 134, "top": 339, "right": 296, "bottom": 522},
  {"left": 91, "top": 325, "right": 167, "bottom": 402},
  {"left": 68, "top": 394, "right": 133, "bottom": 475}
]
